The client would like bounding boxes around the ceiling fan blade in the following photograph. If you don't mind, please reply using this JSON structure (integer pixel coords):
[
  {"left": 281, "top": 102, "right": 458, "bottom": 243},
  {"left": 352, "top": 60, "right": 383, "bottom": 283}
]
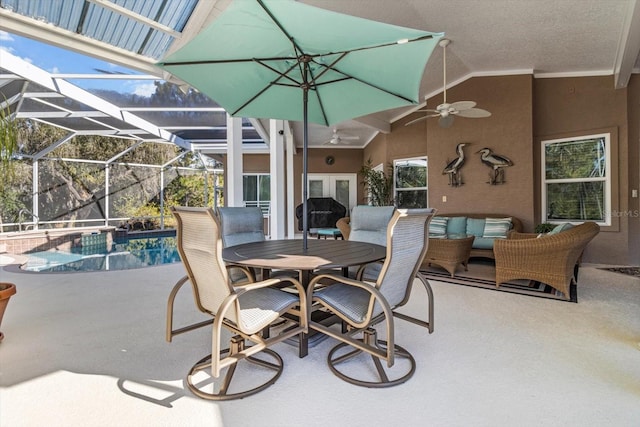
[
  {"left": 439, "top": 115, "right": 455, "bottom": 128},
  {"left": 456, "top": 107, "right": 492, "bottom": 118},
  {"left": 405, "top": 115, "right": 428, "bottom": 126},
  {"left": 341, "top": 135, "right": 360, "bottom": 140},
  {"left": 450, "top": 100, "right": 476, "bottom": 111}
]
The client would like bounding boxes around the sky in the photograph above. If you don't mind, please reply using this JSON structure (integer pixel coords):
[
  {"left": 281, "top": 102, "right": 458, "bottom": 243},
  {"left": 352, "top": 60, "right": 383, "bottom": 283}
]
[{"left": 0, "top": 30, "right": 158, "bottom": 96}]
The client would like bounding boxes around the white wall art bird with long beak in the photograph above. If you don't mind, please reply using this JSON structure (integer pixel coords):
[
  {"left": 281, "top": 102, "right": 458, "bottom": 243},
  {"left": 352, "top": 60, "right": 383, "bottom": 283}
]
[
  {"left": 443, "top": 143, "right": 468, "bottom": 187},
  {"left": 476, "top": 147, "right": 513, "bottom": 185}
]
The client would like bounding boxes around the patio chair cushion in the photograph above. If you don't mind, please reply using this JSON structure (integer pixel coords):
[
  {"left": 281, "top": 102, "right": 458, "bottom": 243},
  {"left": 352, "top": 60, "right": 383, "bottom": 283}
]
[
  {"left": 471, "top": 237, "right": 495, "bottom": 250},
  {"left": 238, "top": 287, "right": 301, "bottom": 333},
  {"left": 433, "top": 214, "right": 523, "bottom": 259}
]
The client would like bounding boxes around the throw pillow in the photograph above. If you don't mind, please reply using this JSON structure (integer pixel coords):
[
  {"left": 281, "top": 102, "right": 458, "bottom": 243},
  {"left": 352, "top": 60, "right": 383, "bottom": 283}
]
[
  {"left": 482, "top": 217, "right": 512, "bottom": 238},
  {"left": 429, "top": 216, "right": 448, "bottom": 237},
  {"left": 548, "top": 222, "right": 574, "bottom": 235},
  {"left": 446, "top": 216, "right": 467, "bottom": 235},
  {"left": 466, "top": 218, "right": 486, "bottom": 237}
]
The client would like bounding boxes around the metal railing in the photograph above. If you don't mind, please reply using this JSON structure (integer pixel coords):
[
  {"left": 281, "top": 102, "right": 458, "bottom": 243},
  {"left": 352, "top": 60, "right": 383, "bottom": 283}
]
[{"left": 17, "top": 208, "right": 39, "bottom": 231}]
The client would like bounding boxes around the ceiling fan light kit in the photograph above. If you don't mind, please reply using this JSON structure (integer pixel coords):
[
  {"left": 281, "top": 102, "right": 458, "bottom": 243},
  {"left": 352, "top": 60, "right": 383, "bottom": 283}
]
[{"left": 406, "top": 38, "right": 492, "bottom": 128}]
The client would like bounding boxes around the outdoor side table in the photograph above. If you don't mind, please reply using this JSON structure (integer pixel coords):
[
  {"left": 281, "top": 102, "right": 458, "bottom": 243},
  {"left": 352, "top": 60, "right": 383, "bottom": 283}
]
[{"left": 423, "top": 235, "right": 475, "bottom": 277}]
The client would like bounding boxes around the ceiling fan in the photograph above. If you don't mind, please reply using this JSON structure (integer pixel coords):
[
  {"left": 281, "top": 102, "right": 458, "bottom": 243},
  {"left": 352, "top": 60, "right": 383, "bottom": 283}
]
[
  {"left": 405, "top": 38, "right": 491, "bottom": 128},
  {"left": 323, "top": 128, "right": 360, "bottom": 145}
]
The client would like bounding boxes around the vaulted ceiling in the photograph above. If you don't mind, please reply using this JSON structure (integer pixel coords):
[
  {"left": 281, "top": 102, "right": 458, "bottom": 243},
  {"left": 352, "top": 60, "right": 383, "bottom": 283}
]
[{"left": 1, "top": 0, "right": 638, "bottom": 149}]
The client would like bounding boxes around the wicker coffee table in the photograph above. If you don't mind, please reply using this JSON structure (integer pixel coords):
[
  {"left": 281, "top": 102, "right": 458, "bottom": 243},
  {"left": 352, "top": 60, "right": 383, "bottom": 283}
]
[{"left": 423, "top": 235, "right": 475, "bottom": 277}]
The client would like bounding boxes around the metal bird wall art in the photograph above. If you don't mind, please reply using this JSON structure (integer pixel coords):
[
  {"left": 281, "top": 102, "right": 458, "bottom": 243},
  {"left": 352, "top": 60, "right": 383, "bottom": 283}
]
[
  {"left": 476, "top": 147, "right": 513, "bottom": 185},
  {"left": 443, "top": 142, "right": 468, "bottom": 187}
]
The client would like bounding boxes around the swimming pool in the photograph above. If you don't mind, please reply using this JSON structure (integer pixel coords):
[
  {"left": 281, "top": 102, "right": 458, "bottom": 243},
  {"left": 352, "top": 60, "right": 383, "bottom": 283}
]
[{"left": 20, "top": 235, "right": 181, "bottom": 272}]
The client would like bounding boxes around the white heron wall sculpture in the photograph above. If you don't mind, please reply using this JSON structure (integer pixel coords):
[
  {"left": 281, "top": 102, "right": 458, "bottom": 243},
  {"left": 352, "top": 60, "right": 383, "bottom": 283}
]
[
  {"left": 442, "top": 143, "right": 468, "bottom": 187},
  {"left": 476, "top": 147, "right": 513, "bottom": 184}
]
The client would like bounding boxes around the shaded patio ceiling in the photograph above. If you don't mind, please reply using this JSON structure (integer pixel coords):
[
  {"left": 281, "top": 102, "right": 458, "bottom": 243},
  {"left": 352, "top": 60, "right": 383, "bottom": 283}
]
[{"left": 0, "top": 0, "right": 639, "bottom": 151}]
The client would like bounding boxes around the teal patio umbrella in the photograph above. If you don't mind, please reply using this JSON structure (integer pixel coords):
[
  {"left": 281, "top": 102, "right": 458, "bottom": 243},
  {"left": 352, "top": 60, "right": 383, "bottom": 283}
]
[{"left": 158, "top": 0, "right": 443, "bottom": 250}]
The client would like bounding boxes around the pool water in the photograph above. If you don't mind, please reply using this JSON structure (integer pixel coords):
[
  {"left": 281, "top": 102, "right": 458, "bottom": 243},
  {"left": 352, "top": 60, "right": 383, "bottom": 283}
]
[{"left": 21, "top": 235, "right": 180, "bottom": 272}]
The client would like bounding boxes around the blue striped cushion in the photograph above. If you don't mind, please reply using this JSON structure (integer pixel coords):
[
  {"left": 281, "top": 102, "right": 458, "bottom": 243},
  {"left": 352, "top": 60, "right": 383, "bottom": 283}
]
[
  {"left": 482, "top": 217, "right": 512, "bottom": 238},
  {"left": 429, "top": 216, "right": 449, "bottom": 237}
]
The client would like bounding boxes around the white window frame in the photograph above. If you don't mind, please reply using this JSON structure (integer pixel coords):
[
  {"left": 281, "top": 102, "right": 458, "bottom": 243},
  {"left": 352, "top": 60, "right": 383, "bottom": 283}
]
[
  {"left": 393, "top": 156, "right": 428, "bottom": 209},
  {"left": 243, "top": 173, "right": 270, "bottom": 216},
  {"left": 541, "top": 132, "right": 611, "bottom": 226}
]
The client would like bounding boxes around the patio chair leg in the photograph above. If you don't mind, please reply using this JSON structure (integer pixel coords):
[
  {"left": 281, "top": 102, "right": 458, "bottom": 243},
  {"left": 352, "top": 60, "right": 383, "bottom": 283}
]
[
  {"left": 186, "top": 335, "right": 284, "bottom": 401},
  {"left": 327, "top": 328, "right": 416, "bottom": 388}
]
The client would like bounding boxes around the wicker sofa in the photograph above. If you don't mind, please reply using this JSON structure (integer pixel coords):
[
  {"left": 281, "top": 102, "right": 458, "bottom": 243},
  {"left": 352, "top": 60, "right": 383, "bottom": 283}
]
[
  {"left": 431, "top": 213, "right": 523, "bottom": 260},
  {"left": 493, "top": 221, "right": 600, "bottom": 299}
]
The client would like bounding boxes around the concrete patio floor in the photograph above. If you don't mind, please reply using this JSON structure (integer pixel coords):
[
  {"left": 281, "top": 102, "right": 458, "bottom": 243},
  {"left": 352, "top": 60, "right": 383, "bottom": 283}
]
[{"left": 1, "top": 258, "right": 639, "bottom": 427}]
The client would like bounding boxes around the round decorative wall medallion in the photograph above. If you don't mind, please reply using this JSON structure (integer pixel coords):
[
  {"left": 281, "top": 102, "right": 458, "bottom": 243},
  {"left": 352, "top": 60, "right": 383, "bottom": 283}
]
[{"left": 325, "top": 155, "right": 335, "bottom": 165}]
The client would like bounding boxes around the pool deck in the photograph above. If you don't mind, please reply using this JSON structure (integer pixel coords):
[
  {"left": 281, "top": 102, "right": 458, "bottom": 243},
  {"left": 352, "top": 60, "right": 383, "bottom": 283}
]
[{"left": 1, "top": 255, "right": 639, "bottom": 427}]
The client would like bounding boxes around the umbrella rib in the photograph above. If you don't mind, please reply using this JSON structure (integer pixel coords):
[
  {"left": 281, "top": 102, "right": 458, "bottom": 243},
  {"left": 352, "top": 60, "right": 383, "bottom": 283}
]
[
  {"left": 326, "top": 34, "right": 436, "bottom": 56},
  {"left": 256, "top": 0, "right": 306, "bottom": 57},
  {"left": 309, "top": 57, "right": 416, "bottom": 104},
  {"left": 255, "top": 59, "right": 302, "bottom": 87},
  {"left": 160, "top": 56, "right": 295, "bottom": 66},
  {"left": 231, "top": 60, "right": 302, "bottom": 116},
  {"left": 304, "top": 52, "right": 349, "bottom": 125}
]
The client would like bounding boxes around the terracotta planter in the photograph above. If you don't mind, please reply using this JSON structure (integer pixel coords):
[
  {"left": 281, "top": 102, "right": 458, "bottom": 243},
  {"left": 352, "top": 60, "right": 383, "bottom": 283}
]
[{"left": 0, "top": 282, "right": 16, "bottom": 342}]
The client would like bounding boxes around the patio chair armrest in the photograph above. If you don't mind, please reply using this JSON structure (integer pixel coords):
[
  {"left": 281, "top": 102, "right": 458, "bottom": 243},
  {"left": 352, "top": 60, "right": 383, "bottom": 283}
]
[
  {"left": 307, "top": 273, "right": 392, "bottom": 324},
  {"left": 226, "top": 264, "right": 256, "bottom": 283},
  {"left": 306, "top": 272, "right": 395, "bottom": 366},
  {"left": 507, "top": 231, "right": 540, "bottom": 240},
  {"left": 233, "top": 276, "right": 304, "bottom": 296}
]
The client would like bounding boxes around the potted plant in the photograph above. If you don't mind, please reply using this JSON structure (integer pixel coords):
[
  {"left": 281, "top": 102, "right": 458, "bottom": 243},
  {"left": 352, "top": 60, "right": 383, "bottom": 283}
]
[
  {"left": 0, "top": 282, "right": 16, "bottom": 342},
  {"left": 359, "top": 159, "right": 395, "bottom": 206}
]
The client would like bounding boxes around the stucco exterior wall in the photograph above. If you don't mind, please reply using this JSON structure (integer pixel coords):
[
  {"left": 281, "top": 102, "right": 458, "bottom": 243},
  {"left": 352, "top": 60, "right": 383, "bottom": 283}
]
[
  {"left": 223, "top": 74, "right": 639, "bottom": 265},
  {"left": 372, "top": 75, "right": 536, "bottom": 230},
  {"left": 533, "top": 75, "right": 630, "bottom": 264}
]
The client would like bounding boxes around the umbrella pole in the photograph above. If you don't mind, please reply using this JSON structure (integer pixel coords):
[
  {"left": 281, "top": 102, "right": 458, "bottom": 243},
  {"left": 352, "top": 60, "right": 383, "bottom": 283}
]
[{"left": 302, "top": 87, "right": 309, "bottom": 252}]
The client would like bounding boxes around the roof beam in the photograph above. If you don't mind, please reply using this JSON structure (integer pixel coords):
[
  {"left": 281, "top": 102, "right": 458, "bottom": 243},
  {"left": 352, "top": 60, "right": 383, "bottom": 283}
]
[
  {"left": 0, "top": 51, "right": 191, "bottom": 150},
  {"left": 0, "top": 7, "right": 160, "bottom": 76},
  {"left": 33, "top": 132, "right": 75, "bottom": 160},
  {"left": 614, "top": 0, "right": 640, "bottom": 89},
  {"left": 86, "top": 0, "right": 180, "bottom": 38}
]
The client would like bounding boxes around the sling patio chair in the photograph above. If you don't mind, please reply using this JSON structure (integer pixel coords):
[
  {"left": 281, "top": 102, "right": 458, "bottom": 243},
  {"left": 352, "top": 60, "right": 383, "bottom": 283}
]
[
  {"left": 217, "top": 206, "right": 266, "bottom": 283},
  {"left": 218, "top": 206, "right": 297, "bottom": 286},
  {"left": 166, "top": 206, "right": 308, "bottom": 400},
  {"left": 335, "top": 205, "right": 396, "bottom": 280},
  {"left": 306, "top": 208, "right": 435, "bottom": 387}
]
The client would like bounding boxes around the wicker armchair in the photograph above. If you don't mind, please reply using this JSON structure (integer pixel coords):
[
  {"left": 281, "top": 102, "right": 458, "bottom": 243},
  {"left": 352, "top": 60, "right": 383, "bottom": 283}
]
[{"left": 493, "top": 222, "right": 600, "bottom": 298}]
